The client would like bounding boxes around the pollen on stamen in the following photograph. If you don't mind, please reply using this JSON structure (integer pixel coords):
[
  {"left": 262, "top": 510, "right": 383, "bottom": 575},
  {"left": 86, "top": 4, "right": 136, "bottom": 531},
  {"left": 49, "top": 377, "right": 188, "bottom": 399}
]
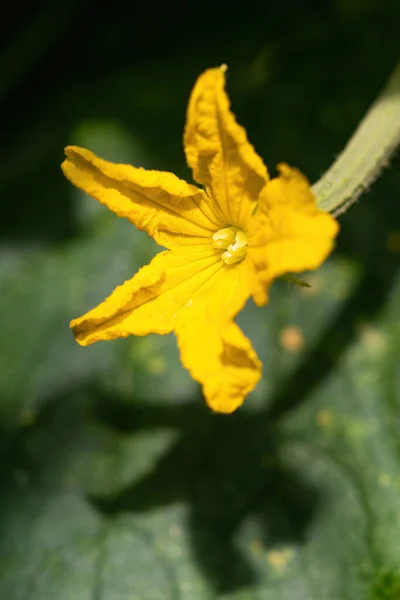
[
  {"left": 213, "top": 226, "right": 248, "bottom": 265},
  {"left": 212, "top": 227, "right": 236, "bottom": 248}
]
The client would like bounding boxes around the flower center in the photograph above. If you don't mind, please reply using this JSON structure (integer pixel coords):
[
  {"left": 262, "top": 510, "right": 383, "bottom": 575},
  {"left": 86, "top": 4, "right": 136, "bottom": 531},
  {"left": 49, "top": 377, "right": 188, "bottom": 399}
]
[{"left": 212, "top": 226, "right": 248, "bottom": 265}]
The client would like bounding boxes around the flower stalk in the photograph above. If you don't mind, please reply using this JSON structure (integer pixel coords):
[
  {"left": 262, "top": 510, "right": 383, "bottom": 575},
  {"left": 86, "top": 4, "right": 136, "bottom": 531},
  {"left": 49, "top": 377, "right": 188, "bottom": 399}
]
[{"left": 313, "top": 59, "right": 400, "bottom": 216}]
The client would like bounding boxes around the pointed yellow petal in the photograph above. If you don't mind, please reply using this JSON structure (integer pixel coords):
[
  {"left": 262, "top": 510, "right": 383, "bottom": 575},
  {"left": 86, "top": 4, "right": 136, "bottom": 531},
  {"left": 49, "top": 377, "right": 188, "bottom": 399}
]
[
  {"left": 184, "top": 66, "right": 269, "bottom": 226},
  {"left": 71, "top": 251, "right": 170, "bottom": 344},
  {"left": 62, "top": 146, "right": 222, "bottom": 248},
  {"left": 176, "top": 318, "right": 261, "bottom": 413},
  {"left": 259, "top": 163, "right": 339, "bottom": 280},
  {"left": 174, "top": 255, "right": 260, "bottom": 413},
  {"left": 70, "top": 243, "right": 254, "bottom": 345}
]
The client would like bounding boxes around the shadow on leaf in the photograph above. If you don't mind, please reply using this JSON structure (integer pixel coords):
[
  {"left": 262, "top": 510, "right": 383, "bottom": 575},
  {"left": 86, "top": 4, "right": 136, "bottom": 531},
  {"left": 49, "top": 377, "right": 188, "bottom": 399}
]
[{"left": 88, "top": 394, "right": 319, "bottom": 593}]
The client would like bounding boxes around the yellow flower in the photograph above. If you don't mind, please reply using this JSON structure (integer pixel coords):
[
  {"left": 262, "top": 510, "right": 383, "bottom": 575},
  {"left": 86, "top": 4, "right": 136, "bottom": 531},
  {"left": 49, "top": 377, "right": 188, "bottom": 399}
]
[{"left": 62, "top": 65, "right": 338, "bottom": 413}]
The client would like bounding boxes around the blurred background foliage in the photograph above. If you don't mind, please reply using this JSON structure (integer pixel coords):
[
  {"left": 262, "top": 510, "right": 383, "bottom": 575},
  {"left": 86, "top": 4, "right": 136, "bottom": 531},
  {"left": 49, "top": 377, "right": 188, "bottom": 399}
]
[{"left": 0, "top": 1, "right": 400, "bottom": 598}]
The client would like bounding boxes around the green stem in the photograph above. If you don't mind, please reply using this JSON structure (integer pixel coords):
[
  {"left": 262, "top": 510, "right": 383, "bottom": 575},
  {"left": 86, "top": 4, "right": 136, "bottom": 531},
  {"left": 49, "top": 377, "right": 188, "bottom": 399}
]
[{"left": 313, "top": 59, "right": 400, "bottom": 216}]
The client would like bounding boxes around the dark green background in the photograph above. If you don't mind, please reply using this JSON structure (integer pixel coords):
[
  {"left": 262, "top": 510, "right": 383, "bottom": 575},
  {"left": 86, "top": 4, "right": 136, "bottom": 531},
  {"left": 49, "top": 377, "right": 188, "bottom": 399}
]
[{"left": 0, "top": 1, "right": 399, "bottom": 598}]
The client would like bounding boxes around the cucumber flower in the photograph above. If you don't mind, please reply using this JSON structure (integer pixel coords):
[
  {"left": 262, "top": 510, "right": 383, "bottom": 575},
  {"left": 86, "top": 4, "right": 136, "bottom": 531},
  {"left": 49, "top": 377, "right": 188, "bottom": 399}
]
[{"left": 62, "top": 66, "right": 338, "bottom": 413}]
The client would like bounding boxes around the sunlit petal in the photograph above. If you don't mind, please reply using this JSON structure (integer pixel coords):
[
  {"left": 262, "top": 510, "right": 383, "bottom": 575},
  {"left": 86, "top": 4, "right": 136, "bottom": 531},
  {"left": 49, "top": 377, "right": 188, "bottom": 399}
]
[
  {"left": 62, "top": 146, "right": 222, "bottom": 248},
  {"left": 176, "top": 318, "right": 261, "bottom": 413},
  {"left": 184, "top": 66, "right": 269, "bottom": 226},
  {"left": 259, "top": 163, "right": 339, "bottom": 280}
]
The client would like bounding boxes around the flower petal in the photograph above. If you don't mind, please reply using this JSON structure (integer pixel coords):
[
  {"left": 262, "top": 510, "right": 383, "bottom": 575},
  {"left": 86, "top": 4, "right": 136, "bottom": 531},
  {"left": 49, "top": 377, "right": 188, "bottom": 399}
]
[
  {"left": 71, "top": 239, "right": 256, "bottom": 345},
  {"left": 259, "top": 163, "right": 339, "bottom": 280},
  {"left": 62, "top": 146, "right": 222, "bottom": 248},
  {"left": 71, "top": 246, "right": 226, "bottom": 345},
  {"left": 184, "top": 66, "right": 269, "bottom": 226},
  {"left": 176, "top": 318, "right": 261, "bottom": 413},
  {"left": 175, "top": 255, "right": 261, "bottom": 413}
]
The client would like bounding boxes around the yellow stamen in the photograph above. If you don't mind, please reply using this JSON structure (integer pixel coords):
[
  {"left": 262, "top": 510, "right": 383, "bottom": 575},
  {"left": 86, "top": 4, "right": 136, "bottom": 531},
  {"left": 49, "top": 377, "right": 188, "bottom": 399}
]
[
  {"left": 212, "top": 227, "right": 248, "bottom": 264},
  {"left": 212, "top": 227, "right": 237, "bottom": 248}
]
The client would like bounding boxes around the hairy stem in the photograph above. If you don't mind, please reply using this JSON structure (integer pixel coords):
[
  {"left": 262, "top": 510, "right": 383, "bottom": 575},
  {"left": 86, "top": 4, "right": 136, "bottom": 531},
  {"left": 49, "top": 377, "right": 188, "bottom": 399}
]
[{"left": 313, "top": 59, "right": 400, "bottom": 216}]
